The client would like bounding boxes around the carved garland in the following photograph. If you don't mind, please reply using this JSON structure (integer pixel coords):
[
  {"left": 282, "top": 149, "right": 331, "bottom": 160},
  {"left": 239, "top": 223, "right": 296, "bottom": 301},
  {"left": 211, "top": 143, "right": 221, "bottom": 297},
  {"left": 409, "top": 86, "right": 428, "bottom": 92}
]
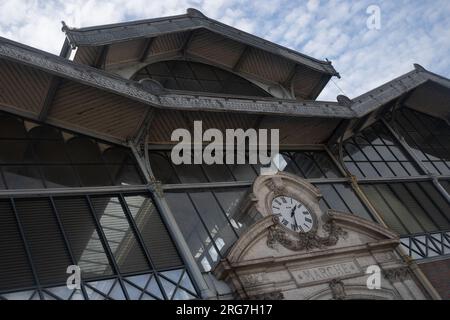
[{"left": 267, "top": 217, "right": 347, "bottom": 251}]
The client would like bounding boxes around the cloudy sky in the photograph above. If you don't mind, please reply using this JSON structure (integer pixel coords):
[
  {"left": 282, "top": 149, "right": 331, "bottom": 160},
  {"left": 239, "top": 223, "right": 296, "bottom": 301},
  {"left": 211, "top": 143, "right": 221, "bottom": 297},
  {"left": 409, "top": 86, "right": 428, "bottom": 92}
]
[{"left": 1, "top": 0, "right": 449, "bottom": 100}]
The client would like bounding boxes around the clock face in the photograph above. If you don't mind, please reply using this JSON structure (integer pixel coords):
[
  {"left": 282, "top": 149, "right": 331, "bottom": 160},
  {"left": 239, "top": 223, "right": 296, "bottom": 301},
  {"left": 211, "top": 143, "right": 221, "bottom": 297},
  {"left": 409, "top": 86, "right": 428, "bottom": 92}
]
[{"left": 271, "top": 196, "right": 314, "bottom": 233}]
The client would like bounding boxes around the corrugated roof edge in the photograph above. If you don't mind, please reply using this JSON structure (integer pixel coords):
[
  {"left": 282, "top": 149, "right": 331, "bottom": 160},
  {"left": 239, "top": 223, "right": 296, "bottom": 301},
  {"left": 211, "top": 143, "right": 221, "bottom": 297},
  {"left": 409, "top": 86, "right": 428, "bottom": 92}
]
[{"left": 0, "top": 36, "right": 352, "bottom": 119}]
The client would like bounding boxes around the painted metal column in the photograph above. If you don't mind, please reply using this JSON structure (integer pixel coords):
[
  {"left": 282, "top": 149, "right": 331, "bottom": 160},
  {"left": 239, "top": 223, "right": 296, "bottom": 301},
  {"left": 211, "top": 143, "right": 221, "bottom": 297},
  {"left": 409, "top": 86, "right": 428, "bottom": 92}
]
[{"left": 129, "top": 142, "right": 215, "bottom": 299}]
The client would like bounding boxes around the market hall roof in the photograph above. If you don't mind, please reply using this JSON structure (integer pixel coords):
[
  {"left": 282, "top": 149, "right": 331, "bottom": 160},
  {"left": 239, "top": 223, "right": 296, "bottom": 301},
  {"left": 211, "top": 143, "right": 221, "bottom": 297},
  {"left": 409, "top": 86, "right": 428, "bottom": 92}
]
[
  {"left": 0, "top": 10, "right": 449, "bottom": 147},
  {"left": 61, "top": 8, "right": 339, "bottom": 100}
]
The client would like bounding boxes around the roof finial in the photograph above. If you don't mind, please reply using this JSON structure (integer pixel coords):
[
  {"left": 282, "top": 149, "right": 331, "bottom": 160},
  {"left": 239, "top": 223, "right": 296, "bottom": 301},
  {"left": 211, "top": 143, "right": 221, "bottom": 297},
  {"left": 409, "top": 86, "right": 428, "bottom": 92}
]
[
  {"left": 187, "top": 8, "right": 206, "bottom": 18},
  {"left": 61, "top": 21, "right": 70, "bottom": 33},
  {"left": 413, "top": 63, "right": 427, "bottom": 72},
  {"left": 337, "top": 95, "right": 353, "bottom": 107}
]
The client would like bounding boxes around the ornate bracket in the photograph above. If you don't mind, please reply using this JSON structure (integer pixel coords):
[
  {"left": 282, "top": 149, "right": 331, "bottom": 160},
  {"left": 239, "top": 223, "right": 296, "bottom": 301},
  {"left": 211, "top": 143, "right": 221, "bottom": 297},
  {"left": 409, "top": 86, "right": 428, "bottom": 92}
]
[
  {"left": 149, "top": 177, "right": 164, "bottom": 198},
  {"left": 329, "top": 279, "right": 346, "bottom": 300}
]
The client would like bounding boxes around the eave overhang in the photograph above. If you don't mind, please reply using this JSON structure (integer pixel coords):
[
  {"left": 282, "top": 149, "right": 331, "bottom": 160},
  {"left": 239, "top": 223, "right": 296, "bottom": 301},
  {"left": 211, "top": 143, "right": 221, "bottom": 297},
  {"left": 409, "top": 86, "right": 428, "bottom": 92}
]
[{"left": 0, "top": 37, "right": 353, "bottom": 119}]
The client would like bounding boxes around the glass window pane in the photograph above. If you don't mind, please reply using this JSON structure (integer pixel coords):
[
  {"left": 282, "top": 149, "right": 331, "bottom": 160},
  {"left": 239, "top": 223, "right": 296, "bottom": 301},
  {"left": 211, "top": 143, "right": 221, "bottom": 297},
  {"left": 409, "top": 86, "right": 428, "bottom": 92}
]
[
  {"left": 173, "top": 163, "right": 208, "bottom": 183},
  {"left": 0, "top": 140, "right": 35, "bottom": 163},
  {"left": 90, "top": 196, "right": 150, "bottom": 274},
  {"left": 75, "top": 165, "right": 112, "bottom": 187},
  {"left": 124, "top": 195, "right": 183, "bottom": 270},
  {"left": 40, "top": 165, "right": 80, "bottom": 188},
  {"left": 33, "top": 140, "right": 70, "bottom": 163},
  {"left": 227, "top": 163, "right": 257, "bottom": 181},
  {"left": 0, "top": 200, "right": 35, "bottom": 291},
  {"left": 361, "top": 185, "right": 408, "bottom": 235},
  {"left": 344, "top": 121, "right": 420, "bottom": 178},
  {"left": 214, "top": 188, "right": 261, "bottom": 235},
  {"left": 390, "top": 108, "right": 450, "bottom": 176},
  {"left": 315, "top": 184, "right": 348, "bottom": 213},
  {"left": 202, "top": 164, "right": 235, "bottom": 182},
  {"left": 54, "top": 197, "right": 113, "bottom": 279},
  {"left": 189, "top": 192, "right": 238, "bottom": 255},
  {"left": 293, "top": 153, "right": 323, "bottom": 178},
  {"left": 0, "top": 114, "right": 27, "bottom": 138},
  {"left": 315, "top": 183, "right": 372, "bottom": 220},
  {"left": 389, "top": 183, "right": 437, "bottom": 232},
  {"left": 108, "top": 165, "right": 144, "bottom": 186},
  {"left": 134, "top": 60, "right": 270, "bottom": 97},
  {"left": 165, "top": 192, "right": 220, "bottom": 272},
  {"left": 148, "top": 152, "right": 179, "bottom": 184},
  {"left": 404, "top": 183, "right": 450, "bottom": 230},
  {"left": 15, "top": 198, "right": 72, "bottom": 285},
  {"left": 66, "top": 138, "right": 104, "bottom": 163},
  {"left": 362, "top": 182, "right": 450, "bottom": 235},
  {"left": 3, "top": 166, "right": 44, "bottom": 189},
  {"left": 332, "top": 184, "right": 373, "bottom": 221}
]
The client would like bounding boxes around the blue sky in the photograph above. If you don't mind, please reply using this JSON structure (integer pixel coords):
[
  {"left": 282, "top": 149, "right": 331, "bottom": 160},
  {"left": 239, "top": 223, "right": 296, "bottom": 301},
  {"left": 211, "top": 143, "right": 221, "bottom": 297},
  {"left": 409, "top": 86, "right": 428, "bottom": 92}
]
[{"left": 1, "top": 0, "right": 449, "bottom": 100}]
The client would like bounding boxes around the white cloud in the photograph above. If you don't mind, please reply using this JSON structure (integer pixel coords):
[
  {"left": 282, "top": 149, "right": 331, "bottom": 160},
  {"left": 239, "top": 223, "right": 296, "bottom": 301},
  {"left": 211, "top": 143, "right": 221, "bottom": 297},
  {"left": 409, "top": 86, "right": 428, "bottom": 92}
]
[{"left": 0, "top": 0, "right": 449, "bottom": 101}]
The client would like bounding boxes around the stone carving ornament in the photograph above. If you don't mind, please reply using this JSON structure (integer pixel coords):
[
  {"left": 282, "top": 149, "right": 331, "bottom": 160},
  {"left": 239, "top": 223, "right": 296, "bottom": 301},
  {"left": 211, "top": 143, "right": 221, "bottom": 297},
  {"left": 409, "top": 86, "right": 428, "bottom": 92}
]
[{"left": 267, "top": 216, "right": 347, "bottom": 251}]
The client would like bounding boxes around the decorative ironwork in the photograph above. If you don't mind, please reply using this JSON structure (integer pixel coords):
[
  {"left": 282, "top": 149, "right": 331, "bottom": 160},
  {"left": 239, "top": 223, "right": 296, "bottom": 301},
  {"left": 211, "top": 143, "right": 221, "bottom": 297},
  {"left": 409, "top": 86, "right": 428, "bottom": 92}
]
[
  {"left": 400, "top": 230, "right": 450, "bottom": 260},
  {"left": 0, "top": 191, "right": 199, "bottom": 300}
]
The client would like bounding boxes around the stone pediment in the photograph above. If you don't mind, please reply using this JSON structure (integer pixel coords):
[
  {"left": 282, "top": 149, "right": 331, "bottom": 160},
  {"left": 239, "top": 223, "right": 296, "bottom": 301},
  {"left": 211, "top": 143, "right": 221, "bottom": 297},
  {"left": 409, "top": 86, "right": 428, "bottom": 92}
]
[
  {"left": 218, "top": 210, "right": 399, "bottom": 269},
  {"left": 214, "top": 172, "right": 399, "bottom": 274},
  {"left": 211, "top": 173, "right": 430, "bottom": 300}
]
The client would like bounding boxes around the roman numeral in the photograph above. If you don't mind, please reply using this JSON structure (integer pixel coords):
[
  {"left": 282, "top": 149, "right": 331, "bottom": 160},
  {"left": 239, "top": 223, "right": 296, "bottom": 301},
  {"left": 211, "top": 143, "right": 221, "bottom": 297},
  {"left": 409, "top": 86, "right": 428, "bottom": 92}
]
[
  {"left": 304, "top": 217, "right": 313, "bottom": 223},
  {"left": 281, "top": 197, "right": 287, "bottom": 204},
  {"left": 282, "top": 219, "right": 288, "bottom": 226}
]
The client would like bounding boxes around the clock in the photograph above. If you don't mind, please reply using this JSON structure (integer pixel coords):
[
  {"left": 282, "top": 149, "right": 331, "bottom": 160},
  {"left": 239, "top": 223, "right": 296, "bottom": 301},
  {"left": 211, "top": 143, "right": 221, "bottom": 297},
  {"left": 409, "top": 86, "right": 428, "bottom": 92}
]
[{"left": 271, "top": 195, "right": 314, "bottom": 233}]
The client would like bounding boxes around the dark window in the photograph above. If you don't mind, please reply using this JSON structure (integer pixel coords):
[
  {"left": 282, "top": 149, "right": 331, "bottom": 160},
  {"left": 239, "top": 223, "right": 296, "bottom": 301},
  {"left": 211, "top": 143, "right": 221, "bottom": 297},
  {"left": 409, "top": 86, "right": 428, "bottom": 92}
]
[
  {"left": 54, "top": 197, "right": 113, "bottom": 279},
  {"left": 133, "top": 60, "right": 271, "bottom": 97},
  {"left": 0, "top": 200, "right": 35, "bottom": 291},
  {"left": 361, "top": 182, "right": 450, "bottom": 235},
  {"left": 282, "top": 151, "right": 342, "bottom": 178},
  {"left": 441, "top": 180, "right": 450, "bottom": 194},
  {"left": 315, "top": 183, "right": 374, "bottom": 221},
  {"left": 124, "top": 195, "right": 183, "bottom": 270},
  {"left": 0, "top": 112, "right": 144, "bottom": 189},
  {"left": 166, "top": 188, "right": 258, "bottom": 271},
  {"left": 343, "top": 122, "right": 421, "bottom": 178},
  {"left": 14, "top": 198, "right": 72, "bottom": 285},
  {"left": 0, "top": 193, "right": 196, "bottom": 299},
  {"left": 90, "top": 196, "right": 150, "bottom": 274},
  {"left": 149, "top": 150, "right": 341, "bottom": 184},
  {"left": 390, "top": 108, "right": 450, "bottom": 176}
]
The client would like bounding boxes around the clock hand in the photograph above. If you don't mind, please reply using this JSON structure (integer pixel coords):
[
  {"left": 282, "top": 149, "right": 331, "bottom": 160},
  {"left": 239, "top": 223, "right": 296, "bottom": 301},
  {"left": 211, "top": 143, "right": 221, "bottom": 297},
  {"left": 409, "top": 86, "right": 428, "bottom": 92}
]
[
  {"left": 292, "top": 205, "right": 305, "bottom": 232},
  {"left": 290, "top": 204, "right": 297, "bottom": 217}
]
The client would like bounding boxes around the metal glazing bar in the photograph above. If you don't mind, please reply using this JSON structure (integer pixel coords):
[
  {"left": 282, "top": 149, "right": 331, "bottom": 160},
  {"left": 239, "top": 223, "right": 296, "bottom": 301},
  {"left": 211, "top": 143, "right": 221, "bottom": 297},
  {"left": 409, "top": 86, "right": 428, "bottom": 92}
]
[
  {"left": 9, "top": 198, "right": 44, "bottom": 299},
  {"left": 84, "top": 195, "right": 130, "bottom": 300},
  {"left": 117, "top": 193, "right": 169, "bottom": 300}
]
